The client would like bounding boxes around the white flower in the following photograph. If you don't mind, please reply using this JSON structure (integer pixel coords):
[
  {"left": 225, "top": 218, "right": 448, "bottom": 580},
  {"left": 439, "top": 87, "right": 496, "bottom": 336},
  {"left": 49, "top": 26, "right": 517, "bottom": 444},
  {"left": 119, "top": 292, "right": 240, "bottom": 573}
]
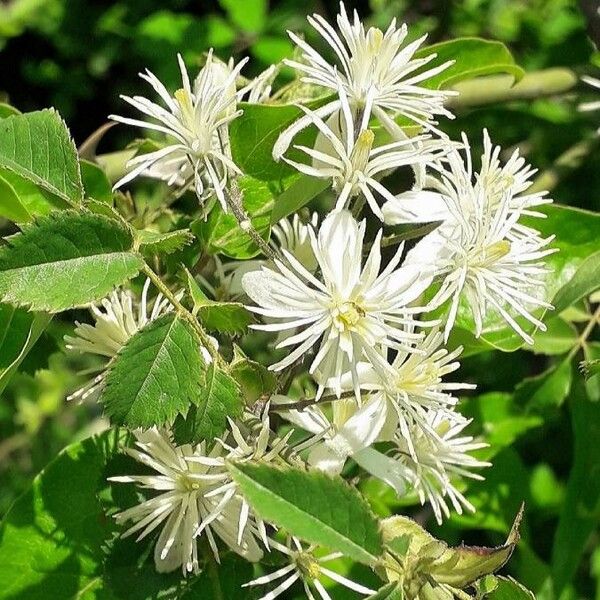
[
  {"left": 274, "top": 1, "right": 455, "bottom": 160},
  {"left": 65, "top": 279, "right": 175, "bottom": 402},
  {"left": 243, "top": 64, "right": 279, "bottom": 104},
  {"left": 352, "top": 330, "right": 475, "bottom": 451},
  {"left": 390, "top": 411, "right": 490, "bottom": 524},
  {"left": 242, "top": 210, "right": 432, "bottom": 398},
  {"left": 383, "top": 131, "right": 556, "bottom": 343},
  {"left": 110, "top": 52, "right": 245, "bottom": 209},
  {"left": 270, "top": 212, "right": 319, "bottom": 271},
  {"left": 109, "top": 428, "right": 263, "bottom": 575},
  {"left": 243, "top": 536, "right": 376, "bottom": 600},
  {"left": 282, "top": 85, "right": 449, "bottom": 219}
]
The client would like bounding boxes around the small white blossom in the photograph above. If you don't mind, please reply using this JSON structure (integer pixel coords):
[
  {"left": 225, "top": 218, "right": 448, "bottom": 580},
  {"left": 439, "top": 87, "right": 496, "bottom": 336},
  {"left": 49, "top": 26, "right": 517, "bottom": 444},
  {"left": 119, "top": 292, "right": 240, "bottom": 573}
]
[
  {"left": 109, "top": 428, "right": 263, "bottom": 574},
  {"left": 65, "top": 279, "right": 175, "bottom": 402},
  {"left": 110, "top": 52, "right": 245, "bottom": 208},
  {"left": 243, "top": 536, "right": 376, "bottom": 600},
  {"left": 352, "top": 330, "right": 475, "bottom": 451},
  {"left": 282, "top": 85, "right": 449, "bottom": 219},
  {"left": 383, "top": 131, "right": 556, "bottom": 343},
  {"left": 270, "top": 212, "right": 320, "bottom": 272},
  {"left": 579, "top": 75, "right": 600, "bottom": 133},
  {"left": 242, "top": 210, "right": 432, "bottom": 398},
  {"left": 391, "top": 411, "right": 490, "bottom": 524},
  {"left": 274, "top": 1, "right": 455, "bottom": 160}
]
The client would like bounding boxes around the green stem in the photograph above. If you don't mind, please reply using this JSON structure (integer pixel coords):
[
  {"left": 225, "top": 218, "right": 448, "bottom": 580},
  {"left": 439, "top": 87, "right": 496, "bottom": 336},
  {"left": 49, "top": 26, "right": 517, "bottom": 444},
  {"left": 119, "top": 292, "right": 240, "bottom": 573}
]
[
  {"left": 227, "top": 180, "right": 277, "bottom": 261},
  {"left": 142, "top": 263, "right": 226, "bottom": 368},
  {"left": 568, "top": 305, "right": 600, "bottom": 361},
  {"left": 447, "top": 68, "right": 577, "bottom": 109}
]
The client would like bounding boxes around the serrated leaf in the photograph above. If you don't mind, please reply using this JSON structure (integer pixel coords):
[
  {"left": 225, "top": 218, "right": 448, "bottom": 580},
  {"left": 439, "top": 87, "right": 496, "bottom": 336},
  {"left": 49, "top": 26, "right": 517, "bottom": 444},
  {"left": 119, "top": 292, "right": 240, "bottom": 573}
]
[
  {"left": 0, "top": 168, "right": 67, "bottom": 223},
  {"left": 80, "top": 159, "right": 112, "bottom": 203},
  {"left": 414, "top": 38, "right": 524, "bottom": 89},
  {"left": 173, "top": 364, "right": 243, "bottom": 443},
  {"left": 101, "top": 313, "right": 204, "bottom": 428},
  {"left": 0, "top": 109, "right": 83, "bottom": 204},
  {"left": 229, "top": 462, "right": 384, "bottom": 565},
  {"left": 185, "top": 269, "right": 254, "bottom": 334},
  {"left": 195, "top": 175, "right": 274, "bottom": 259},
  {"left": 0, "top": 210, "right": 143, "bottom": 312},
  {"left": 0, "top": 303, "right": 52, "bottom": 394},
  {"left": 230, "top": 346, "right": 277, "bottom": 403},
  {"left": 138, "top": 228, "right": 194, "bottom": 255}
]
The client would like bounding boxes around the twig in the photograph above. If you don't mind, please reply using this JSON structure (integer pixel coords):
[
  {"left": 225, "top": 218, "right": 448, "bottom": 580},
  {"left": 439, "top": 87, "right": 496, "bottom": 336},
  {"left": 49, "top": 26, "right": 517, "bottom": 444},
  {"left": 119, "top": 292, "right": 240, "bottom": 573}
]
[
  {"left": 227, "top": 180, "right": 277, "bottom": 260},
  {"left": 142, "top": 263, "right": 226, "bottom": 368}
]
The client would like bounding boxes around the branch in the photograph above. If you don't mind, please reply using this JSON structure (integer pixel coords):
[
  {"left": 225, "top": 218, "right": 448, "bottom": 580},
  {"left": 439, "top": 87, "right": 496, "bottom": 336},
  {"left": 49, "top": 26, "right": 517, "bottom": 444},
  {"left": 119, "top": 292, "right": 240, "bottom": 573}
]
[
  {"left": 142, "top": 263, "right": 226, "bottom": 369},
  {"left": 227, "top": 179, "right": 277, "bottom": 260}
]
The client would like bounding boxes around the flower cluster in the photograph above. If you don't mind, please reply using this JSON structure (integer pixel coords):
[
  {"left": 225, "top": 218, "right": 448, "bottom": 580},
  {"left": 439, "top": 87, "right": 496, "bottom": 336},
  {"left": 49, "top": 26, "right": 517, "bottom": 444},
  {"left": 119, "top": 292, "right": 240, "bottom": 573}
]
[{"left": 76, "top": 2, "right": 557, "bottom": 596}]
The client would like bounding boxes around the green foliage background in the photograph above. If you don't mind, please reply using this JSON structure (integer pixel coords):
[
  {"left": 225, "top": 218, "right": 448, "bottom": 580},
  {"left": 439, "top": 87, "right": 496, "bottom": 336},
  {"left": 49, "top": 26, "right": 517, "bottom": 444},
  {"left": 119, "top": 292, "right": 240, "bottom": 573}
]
[{"left": 0, "top": 0, "right": 599, "bottom": 598}]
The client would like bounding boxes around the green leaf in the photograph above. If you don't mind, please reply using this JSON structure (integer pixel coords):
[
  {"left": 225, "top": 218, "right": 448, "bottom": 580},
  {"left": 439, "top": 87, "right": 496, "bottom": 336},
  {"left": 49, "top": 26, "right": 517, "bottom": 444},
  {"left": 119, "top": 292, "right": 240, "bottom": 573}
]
[
  {"left": 0, "top": 304, "right": 51, "bottom": 394},
  {"left": 0, "top": 168, "right": 68, "bottom": 223},
  {"left": 552, "top": 379, "right": 600, "bottom": 592},
  {"left": 477, "top": 576, "right": 535, "bottom": 599},
  {"left": 0, "top": 210, "right": 143, "bottom": 312},
  {"left": 173, "top": 363, "right": 243, "bottom": 443},
  {"left": 514, "top": 357, "right": 572, "bottom": 409},
  {"left": 80, "top": 159, "right": 112, "bottom": 203},
  {"left": 583, "top": 343, "right": 600, "bottom": 401},
  {"left": 228, "top": 462, "right": 383, "bottom": 565},
  {"left": 527, "top": 204, "right": 600, "bottom": 302},
  {"left": 101, "top": 313, "right": 204, "bottom": 428},
  {"left": 270, "top": 174, "right": 329, "bottom": 224},
  {"left": 230, "top": 100, "right": 325, "bottom": 181},
  {"left": 0, "top": 109, "right": 83, "bottom": 205},
  {"left": 219, "top": 0, "right": 266, "bottom": 33},
  {"left": 186, "top": 270, "right": 254, "bottom": 334},
  {"left": 552, "top": 250, "right": 600, "bottom": 314},
  {"left": 229, "top": 346, "right": 277, "bottom": 404},
  {"left": 138, "top": 228, "right": 194, "bottom": 255},
  {"left": 414, "top": 37, "right": 524, "bottom": 89},
  {"left": 0, "top": 431, "right": 121, "bottom": 599},
  {"left": 0, "top": 103, "right": 21, "bottom": 118},
  {"left": 531, "top": 317, "right": 577, "bottom": 355},
  {"left": 195, "top": 175, "right": 273, "bottom": 259}
]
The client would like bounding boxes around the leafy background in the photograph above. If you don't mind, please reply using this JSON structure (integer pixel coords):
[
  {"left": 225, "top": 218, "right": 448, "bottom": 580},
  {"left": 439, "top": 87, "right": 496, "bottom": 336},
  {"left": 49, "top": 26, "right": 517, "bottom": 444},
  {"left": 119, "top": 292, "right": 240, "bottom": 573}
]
[{"left": 0, "top": 0, "right": 599, "bottom": 598}]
